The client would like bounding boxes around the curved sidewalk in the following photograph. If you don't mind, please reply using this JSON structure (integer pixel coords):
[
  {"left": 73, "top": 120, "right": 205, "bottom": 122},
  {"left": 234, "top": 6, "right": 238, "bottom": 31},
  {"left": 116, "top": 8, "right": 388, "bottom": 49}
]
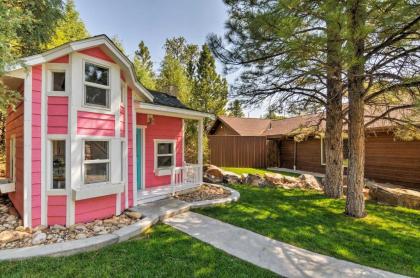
[{"left": 164, "top": 212, "right": 406, "bottom": 278}]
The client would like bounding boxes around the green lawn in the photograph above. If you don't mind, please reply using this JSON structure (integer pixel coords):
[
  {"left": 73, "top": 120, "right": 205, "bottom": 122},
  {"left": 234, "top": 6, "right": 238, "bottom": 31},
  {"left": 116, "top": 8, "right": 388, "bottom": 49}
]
[
  {"left": 0, "top": 225, "right": 276, "bottom": 278},
  {"left": 195, "top": 184, "right": 420, "bottom": 277},
  {"left": 222, "top": 167, "right": 300, "bottom": 177}
]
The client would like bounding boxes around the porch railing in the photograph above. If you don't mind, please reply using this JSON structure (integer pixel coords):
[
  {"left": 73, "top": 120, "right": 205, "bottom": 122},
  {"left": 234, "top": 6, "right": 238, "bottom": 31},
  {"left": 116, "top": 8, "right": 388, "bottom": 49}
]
[{"left": 170, "top": 164, "right": 202, "bottom": 195}]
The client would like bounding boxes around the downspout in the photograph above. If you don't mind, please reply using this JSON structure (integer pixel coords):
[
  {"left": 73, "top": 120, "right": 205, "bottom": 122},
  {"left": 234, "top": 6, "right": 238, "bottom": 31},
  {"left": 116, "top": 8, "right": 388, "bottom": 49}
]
[{"left": 293, "top": 141, "right": 297, "bottom": 170}]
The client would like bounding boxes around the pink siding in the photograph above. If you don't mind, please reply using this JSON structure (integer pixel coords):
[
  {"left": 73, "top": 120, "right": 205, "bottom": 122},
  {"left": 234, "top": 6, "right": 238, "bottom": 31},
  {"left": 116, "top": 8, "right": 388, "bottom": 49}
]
[
  {"left": 32, "top": 65, "right": 42, "bottom": 226},
  {"left": 75, "top": 195, "right": 116, "bottom": 223},
  {"left": 50, "top": 55, "right": 69, "bottom": 63},
  {"left": 78, "top": 47, "right": 115, "bottom": 64},
  {"left": 137, "top": 113, "right": 183, "bottom": 188},
  {"left": 120, "top": 104, "right": 125, "bottom": 137},
  {"left": 47, "top": 196, "right": 66, "bottom": 225},
  {"left": 127, "top": 87, "right": 134, "bottom": 206},
  {"left": 47, "top": 96, "right": 68, "bottom": 134},
  {"left": 6, "top": 97, "right": 24, "bottom": 217},
  {"left": 77, "top": 111, "right": 115, "bottom": 136}
]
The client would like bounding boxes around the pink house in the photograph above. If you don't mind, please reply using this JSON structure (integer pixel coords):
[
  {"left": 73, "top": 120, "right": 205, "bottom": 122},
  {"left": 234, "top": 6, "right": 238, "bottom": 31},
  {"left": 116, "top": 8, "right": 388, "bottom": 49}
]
[{"left": 0, "top": 35, "right": 211, "bottom": 228}]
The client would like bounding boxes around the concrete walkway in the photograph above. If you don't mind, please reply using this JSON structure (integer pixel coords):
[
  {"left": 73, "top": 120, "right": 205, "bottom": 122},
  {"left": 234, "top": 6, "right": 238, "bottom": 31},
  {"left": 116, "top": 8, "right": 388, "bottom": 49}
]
[{"left": 164, "top": 212, "right": 405, "bottom": 278}]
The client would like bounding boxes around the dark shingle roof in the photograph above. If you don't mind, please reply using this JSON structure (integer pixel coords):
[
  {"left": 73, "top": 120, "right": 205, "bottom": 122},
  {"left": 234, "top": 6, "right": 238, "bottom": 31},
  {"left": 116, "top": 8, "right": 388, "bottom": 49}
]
[{"left": 148, "top": 90, "right": 189, "bottom": 109}]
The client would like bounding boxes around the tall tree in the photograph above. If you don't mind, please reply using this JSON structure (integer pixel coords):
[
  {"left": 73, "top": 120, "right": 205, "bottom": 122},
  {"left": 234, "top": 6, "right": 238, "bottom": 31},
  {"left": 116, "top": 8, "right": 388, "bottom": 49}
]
[
  {"left": 227, "top": 100, "right": 245, "bottom": 117},
  {"left": 263, "top": 104, "right": 285, "bottom": 120},
  {"left": 208, "top": 0, "right": 346, "bottom": 198},
  {"left": 133, "top": 41, "right": 156, "bottom": 90},
  {"left": 191, "top": 44, "right": 228, "bottom": 128},
  {"left": 45, "top": 0, "right": 88, "bottom": 49},
  {"left": 344, "top": 0, "right": 420, "bottom": 217}
]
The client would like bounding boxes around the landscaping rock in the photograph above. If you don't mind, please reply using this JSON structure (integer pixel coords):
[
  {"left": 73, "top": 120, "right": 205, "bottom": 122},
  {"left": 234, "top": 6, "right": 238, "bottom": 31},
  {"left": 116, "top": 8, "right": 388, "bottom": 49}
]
[
  {"left": 366, "top": 181, "right": 420, "bottom": 209},
  {"left": 203, "top": 165, "right": 224, "bottom": 184},
  {"left": 283, "top": 176, "right": 298, "bottom": 184},
  {"left": 0, "top": 231, "right": 30, "bottom": 243},
  {"left": 31, "top": 232, "right": 47, "bottom": 245},
  {"left": 175, "top": 184, "right": 231, "bottom": 202},
  {"left": 244, "top": 174, "right": 266, "bottom": 187},
  {"left": 299, "top": 174, "right": 323, "bottom": 191},
  {"left": 125, "top": 211, "right": 142, "bottom": 220},
  {"left": 223, "top": 171, "right": 241, "bottom": 184},
  {"left": 264, "top": 173, "right": 284, "bottom": 186}
]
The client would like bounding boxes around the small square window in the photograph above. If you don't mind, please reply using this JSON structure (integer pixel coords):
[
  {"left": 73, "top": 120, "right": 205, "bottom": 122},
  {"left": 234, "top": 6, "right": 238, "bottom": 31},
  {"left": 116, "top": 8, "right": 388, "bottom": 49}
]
[
  {"left": 156, "top": 141, "right": 175, "bottom": 169},
  {"left": 52, "top": 72, "right": 65, "bottom": 91},
  {"left": 84, "top": 141, "right": 110, "bottom": 184}
]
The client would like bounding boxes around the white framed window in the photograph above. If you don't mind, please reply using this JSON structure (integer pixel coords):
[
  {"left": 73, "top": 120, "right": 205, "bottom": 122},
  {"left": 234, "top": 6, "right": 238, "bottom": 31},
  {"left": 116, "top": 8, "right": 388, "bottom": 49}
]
[
  {"left": 321, "top": 137, "right": 349, "bottom": 167},
  {"left": 9, "top": 136, "right": 16, "bottom": 182},
  {"left": 154, "top": 139, "right": 176, "bottom": 176},
  {"left": 83, "top": 61, "right": 110, "bottom": 109},
  {"left": 83, "top": 140, "right": 110, "bottom": 184},
  {"left": 50, "top": 140, "right": 66, "bottom": 190},
  {"left": 51, "top": 71, "right": 66, "bottom": 92}
]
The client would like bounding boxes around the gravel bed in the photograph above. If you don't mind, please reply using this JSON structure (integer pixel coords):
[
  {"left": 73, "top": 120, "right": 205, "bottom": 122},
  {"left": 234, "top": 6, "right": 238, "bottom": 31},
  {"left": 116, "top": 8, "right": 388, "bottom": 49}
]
[{"left": 175, "top": 184, "right": 231, "bottom": 202}]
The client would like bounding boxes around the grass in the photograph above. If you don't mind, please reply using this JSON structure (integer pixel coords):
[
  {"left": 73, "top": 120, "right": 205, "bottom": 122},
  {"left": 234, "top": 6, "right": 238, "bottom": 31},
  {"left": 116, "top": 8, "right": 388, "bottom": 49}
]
[
  {"left": 222, "top": 167, "right": 300, "bottom": 177},
  {"left": 195, "top": 184, "right": 420, "bottom": 277},
  {"left": 0, "top": 224, "right": 276, "bottom": 278}
]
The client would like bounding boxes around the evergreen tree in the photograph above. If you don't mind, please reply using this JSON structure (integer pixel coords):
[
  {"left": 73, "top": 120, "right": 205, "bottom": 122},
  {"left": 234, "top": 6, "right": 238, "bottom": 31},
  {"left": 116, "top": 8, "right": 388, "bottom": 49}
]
[
  {"left": 191, "top": 44, "right": 228, "bottom": 129},
  {"left": 263, "top": 105, "right": 285, "bottom": 120},
  {"left": 133, "top": 41, "right": 156, "bottom": 90},
  {"left": 227, "top": 100, "right": 244, "bottom": 117},
  {"left": 45, "top": 0, "right": 88, "bottom": 49}
]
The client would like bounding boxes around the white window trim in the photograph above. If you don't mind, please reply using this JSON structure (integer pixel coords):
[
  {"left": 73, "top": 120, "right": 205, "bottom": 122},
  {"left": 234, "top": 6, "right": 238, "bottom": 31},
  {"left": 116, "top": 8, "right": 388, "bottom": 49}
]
[
  {"left": 154, "top": 139, "right": 176, "bottom": 176},
  {"left": 121, "top": 81, "right": 127, "bottom": 107},
  {"left": 46, "top": 63, "right": 69, "bottom": 96},
  {"left": 9, "top": 135, "right": 16, "bottom": 182},
  {"left": 82, "top": 139, "right": 111, "bottom": 185},
  {"left": 82, "top": 60, "right": 111, "bottom": 110},
  {"left": 46, "top": 135, "right": 69, "bottom": 196}
]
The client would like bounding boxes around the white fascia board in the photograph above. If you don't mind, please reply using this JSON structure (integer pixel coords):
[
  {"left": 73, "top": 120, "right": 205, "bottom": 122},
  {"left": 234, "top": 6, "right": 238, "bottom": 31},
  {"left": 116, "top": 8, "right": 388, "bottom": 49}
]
[
  {"left": 6, "top": 35, "right": 154, "bottom": 102},
  {"left": 136, "top": 102, "right": 215, "bottom": 120}
]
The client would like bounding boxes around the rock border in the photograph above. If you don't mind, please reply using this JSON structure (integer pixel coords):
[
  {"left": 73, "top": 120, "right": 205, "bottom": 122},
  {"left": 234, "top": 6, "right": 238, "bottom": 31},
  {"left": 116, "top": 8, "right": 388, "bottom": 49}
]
[{"left": 0, "top": 184, "right": 240, "bottom": 261}]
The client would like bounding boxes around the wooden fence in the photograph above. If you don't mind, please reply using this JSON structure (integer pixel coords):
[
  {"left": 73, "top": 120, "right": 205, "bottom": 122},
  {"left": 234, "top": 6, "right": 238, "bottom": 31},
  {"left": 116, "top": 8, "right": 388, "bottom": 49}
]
[{"left": 208, "top": 135, "right": 280, "bottom": 168}]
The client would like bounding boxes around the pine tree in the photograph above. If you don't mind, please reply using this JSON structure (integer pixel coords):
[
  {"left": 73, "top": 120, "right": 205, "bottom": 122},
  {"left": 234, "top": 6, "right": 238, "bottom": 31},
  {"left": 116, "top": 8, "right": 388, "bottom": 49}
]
[
  {"left": 263, "top": 105, "right": 285, "bottom": 120},
  {"left": 45, "top": 0, "right": 89, "bottom": 49},
  {"left": 133, "top": 41, "right": 156, "bottom": 90},
  {"left": 227, "top": 100, "right": 244, "bottom": 117},
  {"left": 191, "top": 44, "right": 228, "bottom": 128}
]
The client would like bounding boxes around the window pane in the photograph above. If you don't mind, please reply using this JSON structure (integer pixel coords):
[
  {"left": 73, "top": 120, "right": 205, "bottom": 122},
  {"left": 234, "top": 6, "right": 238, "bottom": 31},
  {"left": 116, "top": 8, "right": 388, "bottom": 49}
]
[
  {"left": 52, "top": 140, "right": 65, "bottom": 189},
  {"left": 85, "top": 63, "right": 109, "bottom": 85},
  {"left": 158, "top": 143, "right": 173, "bottom": 155},
  {"left": 85, "top": 163, "right": 109, "bottom": 184},
  {"left": 85, "top": 141, "right": 108, "bottom": 160},
  {"left": 85, "top": 85, "right": 108, "bottom": 107},
  {"left": 157, "top": 156, "right": 173, "bottom": 168},
  {"left": 53, "top": 72, "right": 65, "bottom": 91}
]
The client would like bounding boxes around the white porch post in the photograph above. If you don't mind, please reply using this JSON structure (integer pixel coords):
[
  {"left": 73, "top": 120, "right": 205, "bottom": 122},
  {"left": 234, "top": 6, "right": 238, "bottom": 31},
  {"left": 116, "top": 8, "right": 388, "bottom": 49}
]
[{"left": 198, "top": 119, "right": 203, "bottom": 183}]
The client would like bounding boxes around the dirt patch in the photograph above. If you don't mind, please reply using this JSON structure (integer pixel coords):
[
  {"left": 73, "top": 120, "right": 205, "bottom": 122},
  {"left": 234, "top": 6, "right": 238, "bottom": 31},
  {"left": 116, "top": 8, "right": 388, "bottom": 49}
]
[{"left": 175, "top": 184, "right": 231, "bottom": 202}]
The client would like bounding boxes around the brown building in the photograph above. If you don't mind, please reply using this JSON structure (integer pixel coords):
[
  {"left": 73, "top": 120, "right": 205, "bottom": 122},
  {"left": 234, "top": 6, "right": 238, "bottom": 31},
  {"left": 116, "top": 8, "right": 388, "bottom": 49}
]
[{"left": 208, "top": 114, "right": 420, "bottom": 190}]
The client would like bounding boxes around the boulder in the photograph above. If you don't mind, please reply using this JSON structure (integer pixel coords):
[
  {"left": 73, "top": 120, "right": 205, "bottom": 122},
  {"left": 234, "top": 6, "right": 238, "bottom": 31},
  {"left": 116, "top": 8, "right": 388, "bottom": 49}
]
[
  {"left": 203, "top": 165, "right": 224, "bottom": 184},
  {"left": 31, "top": 232, "right": 47, "bottom": 245},
  {"left": 299, "top": 174, "right": 323, "bottom": 191},
  {"left": 283, "top": 175, "right": 299, "bottom": 184},
  {"left": 244, "top": 174, "right": 266, "bottom": 187},
  {"left": 264, "top": 173, "right": 284, "bottom": 186},
  {"left": 125, "top": 211, "right": 142, "bottom": 220},
  {"left": 0, "top": 230, "right": 30, "bottom": 243},
  {"left": 367, "top": 181, "right": 420, "bottom": 209},
  {"left": 223, "top": 171, "right": 241, "bottom": 184}
]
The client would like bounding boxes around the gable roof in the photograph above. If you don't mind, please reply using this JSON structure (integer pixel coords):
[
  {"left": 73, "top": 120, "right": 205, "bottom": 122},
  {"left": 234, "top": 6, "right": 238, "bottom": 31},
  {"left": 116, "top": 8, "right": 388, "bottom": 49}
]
[
  {"left": 210, "top": 106, "right": 418, "bottom": 138},
  {"left": 6, "top": 34, "right": 154, "bottom": 102},
  {"left": 212, "top": 116, "right": 271, "bottom": 136}
]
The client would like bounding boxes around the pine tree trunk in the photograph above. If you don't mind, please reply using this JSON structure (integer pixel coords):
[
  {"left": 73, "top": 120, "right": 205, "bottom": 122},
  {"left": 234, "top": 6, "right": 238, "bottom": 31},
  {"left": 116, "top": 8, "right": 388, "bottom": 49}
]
[
  {"left": 345, "top": 0, "right": 367, "bottom": 218},
  {"left": 324, "top": 2, "right": 343, "bottom": 198}
]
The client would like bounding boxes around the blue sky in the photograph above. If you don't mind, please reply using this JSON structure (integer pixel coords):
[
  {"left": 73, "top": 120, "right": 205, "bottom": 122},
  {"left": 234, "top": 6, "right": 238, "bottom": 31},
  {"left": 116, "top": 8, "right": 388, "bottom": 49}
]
[{"left": 74, "top": 0, "right": 264, "bottom": 117}]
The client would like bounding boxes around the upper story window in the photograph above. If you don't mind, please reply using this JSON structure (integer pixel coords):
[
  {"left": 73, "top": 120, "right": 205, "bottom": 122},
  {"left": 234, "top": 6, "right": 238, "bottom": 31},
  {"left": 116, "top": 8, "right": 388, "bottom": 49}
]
[
  {"left": 84, "top": 62, "right": 110, "bottom": 109},
  {"left": 52, "top": 72, "right": 65, "bottom": 92}
]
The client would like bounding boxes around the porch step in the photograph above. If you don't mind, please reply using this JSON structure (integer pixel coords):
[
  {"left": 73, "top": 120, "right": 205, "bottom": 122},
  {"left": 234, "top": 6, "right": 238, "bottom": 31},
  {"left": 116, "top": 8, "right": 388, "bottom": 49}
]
[{"left": 137, "top": 183, "right": 201, "bottom": 205}]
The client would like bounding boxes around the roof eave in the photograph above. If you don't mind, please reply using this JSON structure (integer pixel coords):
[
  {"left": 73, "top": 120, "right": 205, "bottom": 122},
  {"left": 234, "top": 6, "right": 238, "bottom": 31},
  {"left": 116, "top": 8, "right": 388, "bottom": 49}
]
[{"left": 136, "top": 101, "right": 214, "bottom": 120}]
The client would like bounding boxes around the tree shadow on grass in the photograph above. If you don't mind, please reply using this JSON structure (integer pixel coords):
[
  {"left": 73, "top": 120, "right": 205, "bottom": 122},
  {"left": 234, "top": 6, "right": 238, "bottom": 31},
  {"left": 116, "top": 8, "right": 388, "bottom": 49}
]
[{"left": 195, "top": 184, "right": 420, "bottom": 276}]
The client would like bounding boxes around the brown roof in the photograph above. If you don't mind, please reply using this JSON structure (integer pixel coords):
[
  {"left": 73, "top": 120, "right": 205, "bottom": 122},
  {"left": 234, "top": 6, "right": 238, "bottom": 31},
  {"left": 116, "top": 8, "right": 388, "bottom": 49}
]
[
  {"left": 211, "top": 106, "right": 418, "bottom": 138},
  {"left": 216, "top": 116, "right": 271, "bottom": 136}
]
